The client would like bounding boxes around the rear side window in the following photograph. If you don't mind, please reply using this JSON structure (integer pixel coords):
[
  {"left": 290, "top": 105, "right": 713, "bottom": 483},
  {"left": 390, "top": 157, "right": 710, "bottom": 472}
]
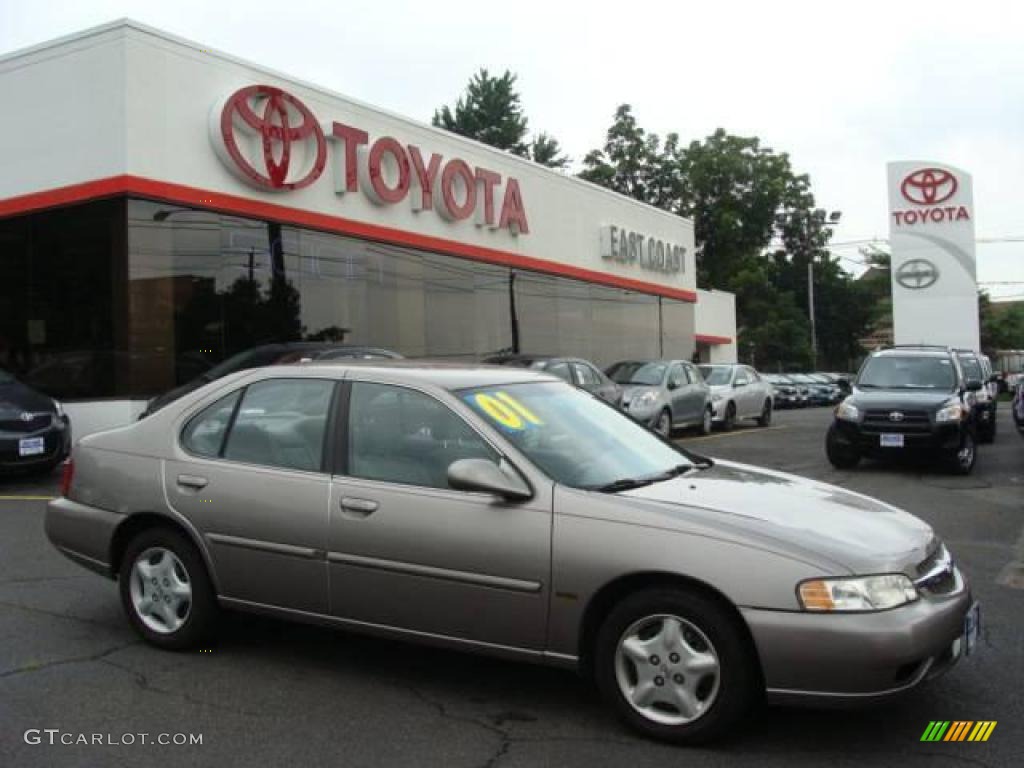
[
  {"left": 545, "top": 361, "right": 573, "bottom": 383},
  {"left": 222, "top": 379, "right": 335, "bottom": 472},
  {"left": 182, "top": 391, "right": 241, "bottom": 458}
]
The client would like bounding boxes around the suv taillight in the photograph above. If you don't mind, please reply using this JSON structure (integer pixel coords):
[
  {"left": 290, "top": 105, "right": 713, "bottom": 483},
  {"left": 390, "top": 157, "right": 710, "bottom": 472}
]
[{"left": 59, "top": 459, "right": 74, "bottom": 498}]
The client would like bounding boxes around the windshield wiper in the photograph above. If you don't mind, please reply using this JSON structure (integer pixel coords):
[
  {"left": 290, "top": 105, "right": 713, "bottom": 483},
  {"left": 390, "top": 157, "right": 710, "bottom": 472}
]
[{"left": 594, "top": 463, "right": 698, "bottom": 493}]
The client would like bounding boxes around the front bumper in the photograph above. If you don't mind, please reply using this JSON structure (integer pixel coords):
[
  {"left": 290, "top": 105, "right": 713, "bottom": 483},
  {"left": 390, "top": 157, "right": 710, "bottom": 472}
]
[
  {"left": 831, "top": 418, "right": 964, "bottom": 456},
  {"left": 742, "top": 569, "right": 972, "bottom": 703},
  {"left": 0, "top": 421, "right": 71, "bottom": 473}
]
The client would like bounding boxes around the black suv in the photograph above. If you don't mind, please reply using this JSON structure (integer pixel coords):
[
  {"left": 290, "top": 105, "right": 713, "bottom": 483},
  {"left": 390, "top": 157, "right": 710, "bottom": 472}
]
[
  {"left": 955, "top": 350, "right": 998, "bottom": 443},
  {"left": 825, "top": 346, "right": 984, "bottom": 474}
]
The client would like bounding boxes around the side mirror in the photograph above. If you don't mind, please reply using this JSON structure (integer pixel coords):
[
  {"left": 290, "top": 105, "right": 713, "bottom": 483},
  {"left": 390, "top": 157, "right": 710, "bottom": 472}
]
[
  {"left": 447, "top": 458, "right": 532, "bottom": 501},
  {"left": 667, "top": 378, "right": 681, "bottom": 391},
  {"left": 965, "top": 379, "right": 983, "bottom": 392},
  {"left": 837, "top": 378, "right": 851, "bottom": 393}
]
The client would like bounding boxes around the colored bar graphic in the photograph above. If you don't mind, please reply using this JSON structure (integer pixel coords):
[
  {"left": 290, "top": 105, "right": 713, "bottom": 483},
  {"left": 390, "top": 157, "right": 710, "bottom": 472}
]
[
  {"left": 921, "top": 720, "right": 996, "bottom": 742},
  {"left": 921, "top": 721, "right": 950, "bottom": 741}
]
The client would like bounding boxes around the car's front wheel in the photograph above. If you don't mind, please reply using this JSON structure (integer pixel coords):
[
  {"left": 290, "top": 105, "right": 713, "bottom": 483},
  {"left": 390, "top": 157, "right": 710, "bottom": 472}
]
[
  {"left": 654, "top": 408, "right": 672, "bottom": 438},
  {"left": 118, "top": 527, "right": 218, "bottom": 650},
  {"left": 948, "top": 430, "right": 977, "bottom": 475},
  {"left": 721, "top": 402, "right": 736, "bottom": 431},
  {"left": 594, "top": 589, "right": 759, "bottom": 744},
  {"left": 825, "top": 425, "right": 860, "bottom": 469},
  {"left": 756, "top": 399, "right": 772, "bottom": 427}
]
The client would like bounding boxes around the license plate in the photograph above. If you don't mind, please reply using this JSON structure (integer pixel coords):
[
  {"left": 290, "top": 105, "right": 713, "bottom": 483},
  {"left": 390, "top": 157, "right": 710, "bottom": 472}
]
[
  {"left": 18, "top": 436, "right": 45, "bottom": 457},
  {"left": 880, "top": 433, "right": 904, "bottom": 447},
  {"left": 963, "top": 602, "right": 980, "bottom": 657}
]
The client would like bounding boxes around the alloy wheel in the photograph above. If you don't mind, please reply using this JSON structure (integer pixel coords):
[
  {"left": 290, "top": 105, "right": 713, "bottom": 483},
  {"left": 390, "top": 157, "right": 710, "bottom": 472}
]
[
  {"left": 614, "top": 614, "right": 721, "bottom": 726},
  {"left": 129, "top": 547, "right": 192, "bottom": 634}
]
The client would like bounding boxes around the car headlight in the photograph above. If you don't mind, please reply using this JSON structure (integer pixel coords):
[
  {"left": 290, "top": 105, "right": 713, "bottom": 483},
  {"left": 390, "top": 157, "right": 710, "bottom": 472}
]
[
  {"left": 798, "top": 574, "right": 918, "bottom": 612},
  {"left": 835, "top": 399, "right": 860, "bottom": 422},
  {"left": 935, "top": 402, "right": 964, "bottom": 423},
  {"left": 633, "top": 390, "right": 658, "bottom": 408}
]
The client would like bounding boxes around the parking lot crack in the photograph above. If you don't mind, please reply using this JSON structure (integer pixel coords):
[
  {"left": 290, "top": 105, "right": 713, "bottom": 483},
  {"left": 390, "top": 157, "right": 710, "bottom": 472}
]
[{"left": 0, "top": 640, "right": 138, "bottom": 679}]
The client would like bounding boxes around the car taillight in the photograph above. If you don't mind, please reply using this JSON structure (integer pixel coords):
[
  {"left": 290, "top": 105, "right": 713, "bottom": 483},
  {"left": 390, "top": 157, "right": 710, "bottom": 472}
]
[{"left": 59, "top": 459, "right": 74, "bottom": 498}]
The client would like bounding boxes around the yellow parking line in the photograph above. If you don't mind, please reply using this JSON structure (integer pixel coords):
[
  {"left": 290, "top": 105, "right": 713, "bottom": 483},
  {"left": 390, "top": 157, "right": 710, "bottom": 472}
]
[
  {"left": 0, "top": 495, "right": 56, "bottom": 501},
  {"left": 681, "top": 425, "right": 789, "bottom": 443}
]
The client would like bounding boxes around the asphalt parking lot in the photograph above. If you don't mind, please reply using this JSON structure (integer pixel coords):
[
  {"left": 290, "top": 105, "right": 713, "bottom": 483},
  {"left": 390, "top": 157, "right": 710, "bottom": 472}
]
[{"left": 1, "top": 406, "right": 1021, "bottom": 767}]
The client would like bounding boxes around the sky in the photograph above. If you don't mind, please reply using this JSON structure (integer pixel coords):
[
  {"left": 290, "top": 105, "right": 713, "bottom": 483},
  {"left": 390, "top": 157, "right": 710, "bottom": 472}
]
[{"left": 1, "top": 0, "right": 1022, "bottom": 300}]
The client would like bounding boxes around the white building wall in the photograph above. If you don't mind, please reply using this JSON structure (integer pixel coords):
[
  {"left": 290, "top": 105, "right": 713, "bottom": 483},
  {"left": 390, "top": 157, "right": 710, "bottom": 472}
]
[{"left": 695, "top": 289, "right": 737, "bottom": 363}]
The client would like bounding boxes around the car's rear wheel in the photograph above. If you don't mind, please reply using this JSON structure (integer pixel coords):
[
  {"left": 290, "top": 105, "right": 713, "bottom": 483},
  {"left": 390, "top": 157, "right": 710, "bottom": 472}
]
[
  {"left": 655, "top": 409, "right": 672, "bottom": 438},
  {"left": 825, "top": 425, "right": 860, "bottom": 469},
  {"left": 721, "top": 402, "right": 736, "bottom": 431},
  {"left": 756, "top": 399, "right": 772, "bottom": 427},
  {"left": 118, "top": 527, "right": 217, "bottom": 650},
  {"left": 699, "top": 406, "right": 713, "bottom": 436},
  {"left": 948, "top": 431, "right": 976, "bottom": 475},
  {"left": 594, "top": 589, "right": 758, "bottom": 744}
]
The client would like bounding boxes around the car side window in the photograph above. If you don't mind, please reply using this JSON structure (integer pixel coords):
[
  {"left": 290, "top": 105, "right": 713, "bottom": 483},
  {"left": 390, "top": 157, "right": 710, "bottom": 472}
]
[
  {"left": 545, "top": 361, "right": 573, "bottom": 384},
  {"left": 684, "top": 363, "right": 700, "bottom": 384},
  {"left": 734, "top": 369, "right": 749, "bottom": 386},
  {"left": 182, "top": 391, "right": 241, "bottom": 458},
  {"left": 571, "top": 362, "right": 600, "bottom": 391},
  {"left": 668, "top": 363, "right": 686, "bottom": 388},
  {"left": 348, "top": 382, "right": 498, "bottom": 490},
  {"left": 221, "top": 379, "right": 335, "bottom": 472}
]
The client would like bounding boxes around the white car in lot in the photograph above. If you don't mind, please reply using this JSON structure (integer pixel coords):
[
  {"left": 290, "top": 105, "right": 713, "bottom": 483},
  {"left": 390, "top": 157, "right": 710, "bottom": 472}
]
[{"left": 698, "top": 364, "right": 774, "bottom": 430}]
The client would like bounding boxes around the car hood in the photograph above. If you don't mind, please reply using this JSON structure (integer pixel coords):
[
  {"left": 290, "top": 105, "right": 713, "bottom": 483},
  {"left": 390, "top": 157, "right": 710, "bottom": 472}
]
[
  {"left": 614, "top": 459, "right": 935, "bottom": 575},
  {"left": 848, "top": 387, "right": 957, "bottom": 410},
  {"left": 0, "top": 380, "right": 56, "bottom": 414}
]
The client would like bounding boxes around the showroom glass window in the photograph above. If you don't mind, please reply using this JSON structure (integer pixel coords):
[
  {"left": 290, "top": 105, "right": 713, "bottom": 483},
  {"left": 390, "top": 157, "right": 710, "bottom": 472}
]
[{"left": 0, "top": 200, "right": 122, "bottom": 400}]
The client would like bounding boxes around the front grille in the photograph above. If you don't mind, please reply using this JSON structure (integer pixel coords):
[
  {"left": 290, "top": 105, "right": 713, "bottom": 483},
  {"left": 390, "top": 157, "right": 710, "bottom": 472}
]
[
  {"left": 0, "top": 412, "right": 52, "bottom": 434},
  {"left": 862, "top": 409, "right": 931, "bottom": 433}
]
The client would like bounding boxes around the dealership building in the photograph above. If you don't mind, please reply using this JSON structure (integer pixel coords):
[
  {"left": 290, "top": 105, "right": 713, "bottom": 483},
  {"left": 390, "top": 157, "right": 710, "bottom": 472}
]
[{"left": 0, "top": 20, "right": 736, "bottom": 436}]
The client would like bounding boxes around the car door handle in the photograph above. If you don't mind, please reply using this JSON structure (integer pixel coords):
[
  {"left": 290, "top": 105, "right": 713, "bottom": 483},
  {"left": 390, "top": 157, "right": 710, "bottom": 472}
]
[
  {"left": 177, "top": 474, "right": 208, "bottom": 490},
  {"left": 340, "top": 497, "right": 379, "bottom": 517}
]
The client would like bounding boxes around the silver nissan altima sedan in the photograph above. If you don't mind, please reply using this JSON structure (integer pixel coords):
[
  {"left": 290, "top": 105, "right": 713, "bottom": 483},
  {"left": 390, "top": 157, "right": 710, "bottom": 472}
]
[{"left": 45, "top": 362, "right": 977, "bottom": 744}]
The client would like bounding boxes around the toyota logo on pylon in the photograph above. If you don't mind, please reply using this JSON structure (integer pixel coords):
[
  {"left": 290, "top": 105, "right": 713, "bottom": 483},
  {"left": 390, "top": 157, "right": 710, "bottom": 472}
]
[
  {"left": 900, "top": 168, "right": 958, "bottom": 206},
  {"left": 212, "top": 85, "right": 327, "bottom": 191},
  {"left": 895, "top": 258, "right": 940, "bottom": 290}
]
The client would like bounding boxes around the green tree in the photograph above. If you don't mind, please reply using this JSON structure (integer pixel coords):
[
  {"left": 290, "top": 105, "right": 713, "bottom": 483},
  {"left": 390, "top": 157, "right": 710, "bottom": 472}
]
[
  {"left": 433, "top": 69, "right": 568, "bottom": 169},
  {"left": 981, "top": 292, "right": 1024, "bottom": 353}
]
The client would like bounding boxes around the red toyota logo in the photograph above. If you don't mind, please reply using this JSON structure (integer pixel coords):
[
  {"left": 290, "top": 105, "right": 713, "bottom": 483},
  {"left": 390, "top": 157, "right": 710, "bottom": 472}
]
[
  {"left": 900, "top": 167, "right": 958, "bottom": 206},
  {"left": 217, "top": 85, "right": 326, "bottom": 191}
]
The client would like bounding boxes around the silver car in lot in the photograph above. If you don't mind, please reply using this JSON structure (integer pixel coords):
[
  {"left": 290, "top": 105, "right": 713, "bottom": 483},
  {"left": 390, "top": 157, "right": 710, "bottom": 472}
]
[
  {"left": 698, "top": 364, "right": 775, "bottom": 430},
  {"left": 45, "top": 362, "right": 976, "bottom": 744},
  {"left": 606, "top": 359, "right": 712, "bottom": 436}
]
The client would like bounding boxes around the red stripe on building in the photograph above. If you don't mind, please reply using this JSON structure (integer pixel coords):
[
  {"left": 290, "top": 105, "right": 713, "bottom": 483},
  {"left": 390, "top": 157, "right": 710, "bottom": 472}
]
[{"left": 0, "top": 175, "right": 699, "bottom": 303}]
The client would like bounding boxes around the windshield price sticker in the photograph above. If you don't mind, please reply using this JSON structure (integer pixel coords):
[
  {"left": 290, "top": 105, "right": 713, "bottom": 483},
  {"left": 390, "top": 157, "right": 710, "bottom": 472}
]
[{"left": 469, "top": 391, "right": 543, "bottom": 431}]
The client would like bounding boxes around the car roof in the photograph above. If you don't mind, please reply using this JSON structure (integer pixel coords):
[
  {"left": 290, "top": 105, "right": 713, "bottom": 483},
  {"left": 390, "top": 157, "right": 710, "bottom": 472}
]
[
  {"left": 251, "top": 359, "right": 562, "bottom": 391},
  {"left": 874, "top": 347, "right": 950, "bottom": 358}
]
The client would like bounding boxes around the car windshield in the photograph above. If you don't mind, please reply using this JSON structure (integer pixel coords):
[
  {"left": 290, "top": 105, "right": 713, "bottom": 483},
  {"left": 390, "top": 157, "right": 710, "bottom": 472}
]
[
  {"left": 460, "top": 382, "right": 698, "bottom": 490},
  {"left": 698, "top": 366, "right": 732, "bottom": 386},
  {"left": 606, "top": 362, "right": 666, "bottom": 386},
  {"left": 858, "top": 355, "right": 956, "bottom": 390}
]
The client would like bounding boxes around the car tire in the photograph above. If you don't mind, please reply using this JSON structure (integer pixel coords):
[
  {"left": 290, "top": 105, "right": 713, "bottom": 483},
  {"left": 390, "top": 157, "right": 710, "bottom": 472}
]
[
  {"left": 721, "top": 402, "right": 736, "bottom": 431},
  {"left": 699, "top": 406, "right": 713, "bottom": 436},
  {"left": 756, "top": 399, "right": 772, "bottom": 427},
  {"left": 978, "top": 416, "right": 996, "bottom": 444},
  {"left": 118, "top": 527, "right": 218, "bottom": 650},
  {"left": 825, "top": 425, "right": 860, "bottom": 469},
  {"left": 948, "top": 430, "right": 977, "bottom": 475},
  {"left": 594, "top": 588, "right": 759, "bottom": 744},
  {"left": 655, "top": 409, "right": 672, "bottom": 439}
]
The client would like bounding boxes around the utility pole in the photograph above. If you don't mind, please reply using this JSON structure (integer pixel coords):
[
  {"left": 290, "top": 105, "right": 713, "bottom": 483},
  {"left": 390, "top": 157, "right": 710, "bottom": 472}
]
[{"left": 808, "top": 259, "right": 817, "bottom": 370}]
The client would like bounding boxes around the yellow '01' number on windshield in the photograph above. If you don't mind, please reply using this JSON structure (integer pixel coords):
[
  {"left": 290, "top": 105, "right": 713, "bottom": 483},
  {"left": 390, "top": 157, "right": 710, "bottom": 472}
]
[{"left": 473, "top": 392, "right": 543, "bottom": 431}]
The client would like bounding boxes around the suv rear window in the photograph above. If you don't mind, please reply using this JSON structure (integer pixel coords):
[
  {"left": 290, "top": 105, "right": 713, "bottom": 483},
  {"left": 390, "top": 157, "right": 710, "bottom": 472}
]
[{"left": 859, "top": 355, "right": 955, "bottom": 390}]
